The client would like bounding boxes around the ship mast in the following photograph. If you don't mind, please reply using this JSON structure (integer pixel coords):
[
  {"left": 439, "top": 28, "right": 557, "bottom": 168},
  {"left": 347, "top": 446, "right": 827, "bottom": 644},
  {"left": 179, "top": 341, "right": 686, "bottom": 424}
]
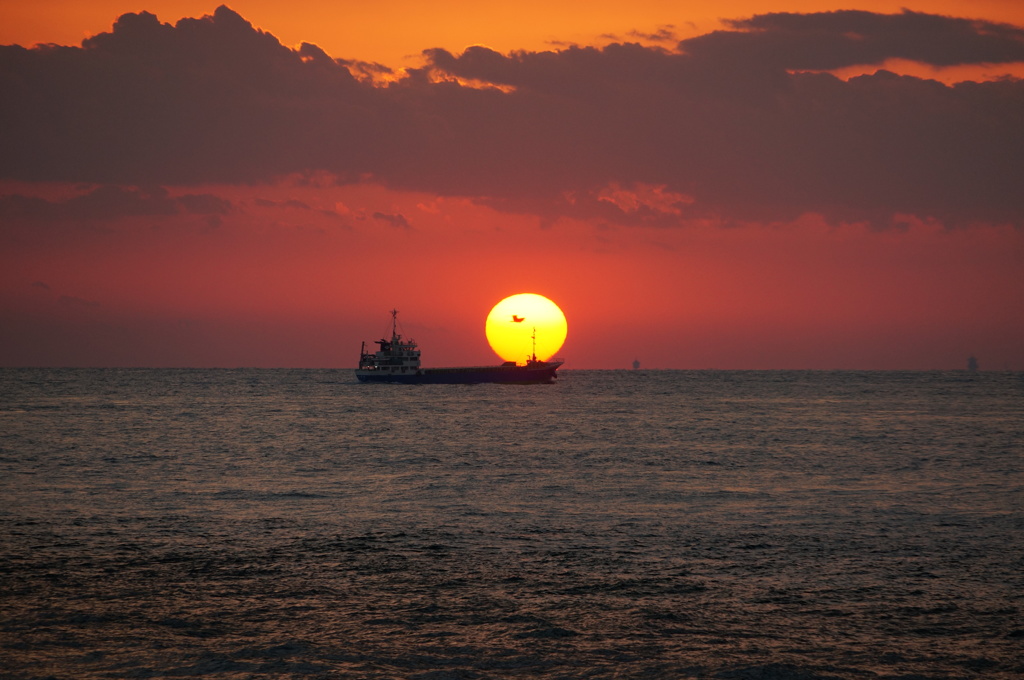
[
  {"left": 390, "top": 308, "right": 398, "bottom": 340},
  {"left": 531, "top": 327, "right": 537, "bottom": 363}
]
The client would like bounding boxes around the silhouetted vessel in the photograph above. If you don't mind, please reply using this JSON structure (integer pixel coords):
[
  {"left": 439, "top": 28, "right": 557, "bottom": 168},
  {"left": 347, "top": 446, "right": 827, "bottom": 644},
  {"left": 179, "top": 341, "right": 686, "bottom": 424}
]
[
  {"left": 967, "top": 355, "right": 979, "bottom": 372},
  {"left": 356, "top": 310, "right": 563, "bottom": 384}
]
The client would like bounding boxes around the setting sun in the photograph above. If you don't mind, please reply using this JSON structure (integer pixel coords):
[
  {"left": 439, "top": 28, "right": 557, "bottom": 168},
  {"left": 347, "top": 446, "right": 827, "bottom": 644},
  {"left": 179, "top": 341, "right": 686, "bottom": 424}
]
[{"left": 485, "top": 294, "right": 567, "bottom": 363}]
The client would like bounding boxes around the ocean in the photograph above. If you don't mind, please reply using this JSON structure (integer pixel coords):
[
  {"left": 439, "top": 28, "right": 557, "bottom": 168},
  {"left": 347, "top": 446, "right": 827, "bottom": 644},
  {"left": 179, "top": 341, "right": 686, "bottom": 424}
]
[{"left": 1, "top": 369, "right": 1021, "bottom": 679}]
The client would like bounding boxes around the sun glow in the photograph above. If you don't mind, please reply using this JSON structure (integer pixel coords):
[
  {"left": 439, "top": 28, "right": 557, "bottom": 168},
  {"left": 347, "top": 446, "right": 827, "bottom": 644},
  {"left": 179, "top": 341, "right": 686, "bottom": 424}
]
[{"left": 485, "top": 293, "right": 567, "bottom": 363}]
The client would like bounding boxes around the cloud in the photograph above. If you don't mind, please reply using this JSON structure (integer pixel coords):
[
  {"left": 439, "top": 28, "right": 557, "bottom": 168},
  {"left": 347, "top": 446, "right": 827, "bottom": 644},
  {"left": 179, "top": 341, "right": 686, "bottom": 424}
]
[
  {"left": 422, "top": 42, "right": 1024, "bottom": 228},
  {"left": 337, "top": 57, "right": 397, "bottom": 83},
  {"left": 372, "top": 211, "right": 411, "bottom": 229},
  {"left": 0, "top": 185, "right": 231, "bottom": 222},
  {"left": 1, "top": 6, "right": 1022, "bottom": 229},
  {"left": 250, "top": 197, "right": 349, "bottom": 224},
  {"left": 0, "top": 6, "right": 369, "bottom": 185},
  {"left": 628, "top": 26, "right": 678, "bottom": 44},
  {"left": 687, "top": 10, "right": 1024, "bottom": 71}
]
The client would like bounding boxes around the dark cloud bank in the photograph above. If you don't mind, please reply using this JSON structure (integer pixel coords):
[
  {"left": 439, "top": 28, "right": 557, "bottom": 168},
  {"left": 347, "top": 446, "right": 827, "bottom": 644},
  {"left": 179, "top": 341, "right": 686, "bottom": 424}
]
[{"left": 2, "top": 5, "right": 1023, "bottom": 228}]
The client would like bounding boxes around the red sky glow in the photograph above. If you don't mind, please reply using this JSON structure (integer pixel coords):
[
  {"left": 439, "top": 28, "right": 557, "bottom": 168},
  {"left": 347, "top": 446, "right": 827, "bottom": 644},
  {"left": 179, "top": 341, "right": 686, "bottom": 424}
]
[{"left": 1, "top": 3, "right": 1022, "bottom": 368}]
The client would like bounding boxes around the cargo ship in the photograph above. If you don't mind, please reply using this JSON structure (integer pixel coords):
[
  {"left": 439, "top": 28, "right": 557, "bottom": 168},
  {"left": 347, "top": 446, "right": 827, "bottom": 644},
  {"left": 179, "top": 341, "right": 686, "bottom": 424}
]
[{"left": 356, "top": 310, "right": 562, "bottom": 384}]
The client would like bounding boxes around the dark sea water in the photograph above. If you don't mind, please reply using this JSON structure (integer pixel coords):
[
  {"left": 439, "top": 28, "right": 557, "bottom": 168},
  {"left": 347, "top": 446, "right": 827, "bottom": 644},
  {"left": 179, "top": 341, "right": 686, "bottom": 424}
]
[{"left": 1, "top": 369, "right": 1022, "bottom": 679}]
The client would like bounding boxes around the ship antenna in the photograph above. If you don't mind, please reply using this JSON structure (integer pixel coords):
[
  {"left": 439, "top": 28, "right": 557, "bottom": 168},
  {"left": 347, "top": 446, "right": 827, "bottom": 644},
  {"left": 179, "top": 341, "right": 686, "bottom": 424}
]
[
  {"left": 531, "top": 326, "right": 537, "bottom": 363},
  {"left": 391, "top": 308, "right": 398, "bottom": 340}
]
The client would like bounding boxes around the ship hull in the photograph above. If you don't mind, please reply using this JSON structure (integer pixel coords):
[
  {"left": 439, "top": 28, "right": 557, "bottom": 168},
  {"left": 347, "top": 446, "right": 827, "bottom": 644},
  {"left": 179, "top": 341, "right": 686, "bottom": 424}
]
[{"left": 356, "top": 362, "right": 561, "bottom": 384}]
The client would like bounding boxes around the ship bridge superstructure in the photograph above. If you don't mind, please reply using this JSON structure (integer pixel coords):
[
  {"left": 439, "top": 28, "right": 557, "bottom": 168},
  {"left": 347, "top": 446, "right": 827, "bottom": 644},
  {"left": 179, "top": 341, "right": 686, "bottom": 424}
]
[{"left": 358, "top": 309, "right": 422, "bottom": 375}]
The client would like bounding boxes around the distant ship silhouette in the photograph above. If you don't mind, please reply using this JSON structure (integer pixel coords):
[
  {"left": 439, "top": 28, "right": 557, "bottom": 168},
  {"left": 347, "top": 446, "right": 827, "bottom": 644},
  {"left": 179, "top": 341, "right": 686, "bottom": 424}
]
[
  {"left": 632, "top": 359, "right": 640, "bottom": 370},
  {"left": 967, "top": 355, "right": 979, "bottom": 372}
]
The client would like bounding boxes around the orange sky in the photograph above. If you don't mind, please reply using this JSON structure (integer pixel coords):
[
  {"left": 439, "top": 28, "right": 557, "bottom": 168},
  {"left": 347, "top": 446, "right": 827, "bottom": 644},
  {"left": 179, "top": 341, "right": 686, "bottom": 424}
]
[
  {"left": 1, "top": 2, "right": 1022, "bottom": 369},
  {"left": 5, "top": 1, "right": 1024, "bottom": 70}
]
